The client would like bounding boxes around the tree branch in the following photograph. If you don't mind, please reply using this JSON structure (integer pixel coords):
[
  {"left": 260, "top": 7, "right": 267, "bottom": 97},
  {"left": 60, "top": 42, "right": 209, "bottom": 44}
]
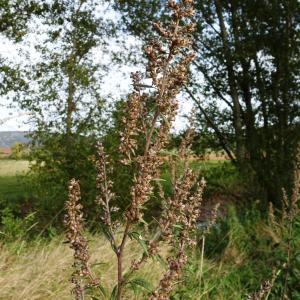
[{"left": 184, "top": 85, "right": 236, "bottom": 163}]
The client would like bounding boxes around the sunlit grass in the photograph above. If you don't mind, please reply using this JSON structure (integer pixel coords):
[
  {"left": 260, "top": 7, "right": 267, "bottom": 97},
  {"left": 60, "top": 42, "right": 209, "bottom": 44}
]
[
  {"left": 0, "top": 160, "right": 32, "bottom": 211},
  {"left": 0, "top": 160, "right": 29, "bottom": 177},
  {"left": 0, "top": 234, "right": 168, "bottom": 300}
]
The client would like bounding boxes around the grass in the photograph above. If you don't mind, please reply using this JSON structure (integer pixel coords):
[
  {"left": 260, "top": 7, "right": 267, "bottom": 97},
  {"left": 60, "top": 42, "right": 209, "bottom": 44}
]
[
  {"left": 0, "top": 160, "right": 29, "bottom": 177},
  {"left": 0, "top": 207, "right": 282, "bottom": 300},
  {"left": 0, "top": 234, "right": 168, "bottom": 300},
  {"left": 0, "top": 160, "right": 31, "bottom": 212},
  {"left": 0, "top": 159, "right": 298, "bottom": 299},
  {"left": 0, "top": 177, "right": 29, "bottom": 202},
  {"left": 0, "top": 202, "right": 298, "bottom": 299},
  {"left": 160, "top": 160, "right": 241, "bottom": 206}
]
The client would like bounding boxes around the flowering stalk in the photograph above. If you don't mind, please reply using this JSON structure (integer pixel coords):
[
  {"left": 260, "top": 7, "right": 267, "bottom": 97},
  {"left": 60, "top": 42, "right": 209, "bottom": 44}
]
[
  {"left": 115, "top": 1, "right": 196, "bottom": 298},
  {"left": 64, "top": 179, "right": 99, "bottom": 300},
  {"left": 65, "top": 1, "right": 205, "bottom": 299},
  {"left": 149, "top": 121, "right": 206, "bottom": 299}
]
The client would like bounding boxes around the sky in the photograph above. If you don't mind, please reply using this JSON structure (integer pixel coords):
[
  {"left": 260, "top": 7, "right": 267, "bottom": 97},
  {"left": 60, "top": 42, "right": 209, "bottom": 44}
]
[
  {"left": 0, "top": 4, "right": 193, "bottom": 133},
  {"left": 0, "top": 38, "right": 30, "bottom": 131}
]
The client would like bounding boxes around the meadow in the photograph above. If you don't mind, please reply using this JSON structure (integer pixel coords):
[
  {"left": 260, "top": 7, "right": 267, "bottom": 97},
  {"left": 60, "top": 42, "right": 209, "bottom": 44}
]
[
  {"left": 0, "top": 160, "right": 32, "bottom": 216},
  {"left": 1, "top": 159, "right": 299, "bottom": 299},
  {"left": 0, "top": 160, "right": 29, "bottom": 176}
]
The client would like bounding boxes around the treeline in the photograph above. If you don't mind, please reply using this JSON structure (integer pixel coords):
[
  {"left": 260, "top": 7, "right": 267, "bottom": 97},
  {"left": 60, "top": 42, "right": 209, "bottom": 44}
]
[{"left": 1, "top": 0, "right": 299, "bottom": 221}]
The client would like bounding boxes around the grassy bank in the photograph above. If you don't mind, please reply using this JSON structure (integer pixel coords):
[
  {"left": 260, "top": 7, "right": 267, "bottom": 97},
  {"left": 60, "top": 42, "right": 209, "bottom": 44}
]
[
  {"left": 0, "top": 159, "right": 299, "bottom": 299},
  {"left": 0, "top": 159, "right": 30, "bottom": 199}
]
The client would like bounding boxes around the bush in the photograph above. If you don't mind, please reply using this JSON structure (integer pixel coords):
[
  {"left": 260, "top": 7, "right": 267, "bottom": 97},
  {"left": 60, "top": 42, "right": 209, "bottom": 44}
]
[
  {"left": 28, "top": 133, "right": 99, "bottom": 225},
  {"left": 0, "top": 207, "right": 37, "bottom": 242},
  {"left": 10, "top": 142, "right": 29, "bottom": 160}
]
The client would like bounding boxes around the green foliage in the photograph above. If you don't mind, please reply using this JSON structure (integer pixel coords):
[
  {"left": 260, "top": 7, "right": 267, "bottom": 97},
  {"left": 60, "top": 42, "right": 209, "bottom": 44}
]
[
  {"left": 0, "top": 0, "right": 46, "bottom": 41},
  {"left": 15, "top": 0, "right": 115, "bottom": 222},
  {"left": 101, "top": 100, "right": 134, "bottom": 212},
  {"left": 113, "top": 0, "right": 165, "bottom": 40},
  {"left": 0, "top": 174, "right": 34, "bottom": 216},
  {"left": 192, "top": 161, "right": 241, "bottom": 190},
  {"left": 128, "top": 231, "right": 148, "bottom": 255},
  {"left": 264, "top": 205, "right": 300, "bottom": 299},
  {"left": 171, "top": 203, "right": 300, "bottom": 300},
  {"left": 0, "top": 202, "right": 299, "bottom": 299},
  {"left": 0, "top": 160, "right": 35, "bottom": 232},
  {"left": 10, "top": 142, "right": 29, "bottom": 160},
  {"left": 127, "top": 277, "right": 153, "bottom": 296},
  {"left": 0, "top": 208, "right": 37, "bottom": 241},
  {"left": 113, "top": 0, "right": 300, "bottom": 206},
  {"left": 28, "top": 133, "right": 99, "bottom": 223},
  {"left": 0, "top": 0, "right": 46, "bottom": 97}
]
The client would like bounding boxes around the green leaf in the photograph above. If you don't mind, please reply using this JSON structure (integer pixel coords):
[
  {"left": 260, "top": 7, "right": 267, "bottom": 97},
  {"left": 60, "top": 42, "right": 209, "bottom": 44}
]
[
  {"left": 98, "top": 283, "right": 108, "bottom": 298},
  {"left": 172, "top": 224, "right": 183, "bottom": 229},
  {"left": 139, "top": 216, "right": 149, "bottom": 226},
  {"left": 128, "top": 277, "right": 153, "bottom": 292},
  {"left": 110, "top": 285, "right": 118, "bottom": 300},
  {"left": 101, "top": 225, "right": 117, "bottom": 253},
  {"left": 127, "top": 231, "right": 140, "bottom": 240},
  {"left": 91, "top": 262, "right": 107, "bottom": 267},
  {"left": 152, "top": 178, "right": 167, "bottom": 182},
  {"left": 128, "top": 231, "right": 149, "bottom": 255},
  {"left": 153, "top": 253, "right": 166, "bottom": 267}
]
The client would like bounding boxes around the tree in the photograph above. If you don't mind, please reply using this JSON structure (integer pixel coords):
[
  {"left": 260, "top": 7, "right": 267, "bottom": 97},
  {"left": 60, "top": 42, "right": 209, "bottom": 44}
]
[
  {"left": 193, "top": 0, "right": 300, "bottom": 203},
  {"left": 113, "top": 0, "right": 300, "bottom": 204},
  {"left": 0, "top": 0, "right": 46, "bottom": 97},
  {"left": 18, "top": 0, "right": 115, "bottom": 218}
]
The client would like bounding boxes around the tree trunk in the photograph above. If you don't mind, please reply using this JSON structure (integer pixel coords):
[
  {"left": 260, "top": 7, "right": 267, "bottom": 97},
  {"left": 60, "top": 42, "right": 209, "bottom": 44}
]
[{"left": 215, "top": 0, "right": 244, "bottom": 164}]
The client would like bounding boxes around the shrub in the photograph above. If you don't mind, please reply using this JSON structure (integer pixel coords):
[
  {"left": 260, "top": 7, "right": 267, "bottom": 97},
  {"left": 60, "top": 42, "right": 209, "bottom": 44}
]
[
  {"left": 10, "top": 142, "right": 29, "bottom": 160},
  {"left": 0, "top": 207, "right": 37, "bottom": 242}
]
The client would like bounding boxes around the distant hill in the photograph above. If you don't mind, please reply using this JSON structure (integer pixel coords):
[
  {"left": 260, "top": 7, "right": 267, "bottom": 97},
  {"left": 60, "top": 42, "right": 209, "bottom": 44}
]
[{"left": 0, "top": 131, "right": 30, "bottom": 147}]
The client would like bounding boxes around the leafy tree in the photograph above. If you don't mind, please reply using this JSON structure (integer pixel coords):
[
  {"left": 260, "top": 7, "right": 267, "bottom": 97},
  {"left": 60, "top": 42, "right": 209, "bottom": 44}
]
[
  {"left": 192, "top": 0, "right": 300, "bottom": 203},
  {"left": 0, "top": 0, "right": 46, "bottom": 96},
  {"left": 0, "top": 0, "right": 46, "bottom": 41},
  {"left": 113, "top": 0, "right": 300, "bottom": 204},
  {"left": 18, "top": 0, "right": 115, "bottom": 219}
]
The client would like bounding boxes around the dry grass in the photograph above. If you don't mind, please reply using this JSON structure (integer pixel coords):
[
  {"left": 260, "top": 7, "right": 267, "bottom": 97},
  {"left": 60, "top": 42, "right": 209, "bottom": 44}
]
[{"left": 0, "top": 234, "right": 168, "bottom": 300}]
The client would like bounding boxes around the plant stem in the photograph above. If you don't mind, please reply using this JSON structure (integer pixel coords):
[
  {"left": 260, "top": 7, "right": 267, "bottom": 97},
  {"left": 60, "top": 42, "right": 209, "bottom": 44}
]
[
  {"left": 282, "top": 216, "right": 293, "bottom": 299},
  {"left": 199, "top": 235, "right": 205, "bottom": 294},
  {"left": 116, "top": 222, "right": 130, "bottom": 300}
]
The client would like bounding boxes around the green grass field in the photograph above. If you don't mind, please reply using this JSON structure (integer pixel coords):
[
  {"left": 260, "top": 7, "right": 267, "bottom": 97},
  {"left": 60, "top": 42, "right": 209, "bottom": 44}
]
[
  {"left": 0, "top": 160, "right": 30, "bottom": 210},
  {"left": 0, "top": 160, "right": 29, "bottom": 177}
]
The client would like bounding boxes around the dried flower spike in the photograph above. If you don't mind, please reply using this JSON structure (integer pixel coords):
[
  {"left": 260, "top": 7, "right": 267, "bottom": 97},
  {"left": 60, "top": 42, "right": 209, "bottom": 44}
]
[{"left": 64, "top": 179, "right": 99, "bottom": 300}]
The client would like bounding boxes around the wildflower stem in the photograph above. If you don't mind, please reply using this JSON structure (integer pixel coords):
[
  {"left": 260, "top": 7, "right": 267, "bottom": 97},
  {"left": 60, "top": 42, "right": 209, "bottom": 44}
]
[
  {"left": 117, "top": 221, "right": 130, "bottom": 300},
  {"left": 199, "top": 235, "right": 205, "bottom": 290}
]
